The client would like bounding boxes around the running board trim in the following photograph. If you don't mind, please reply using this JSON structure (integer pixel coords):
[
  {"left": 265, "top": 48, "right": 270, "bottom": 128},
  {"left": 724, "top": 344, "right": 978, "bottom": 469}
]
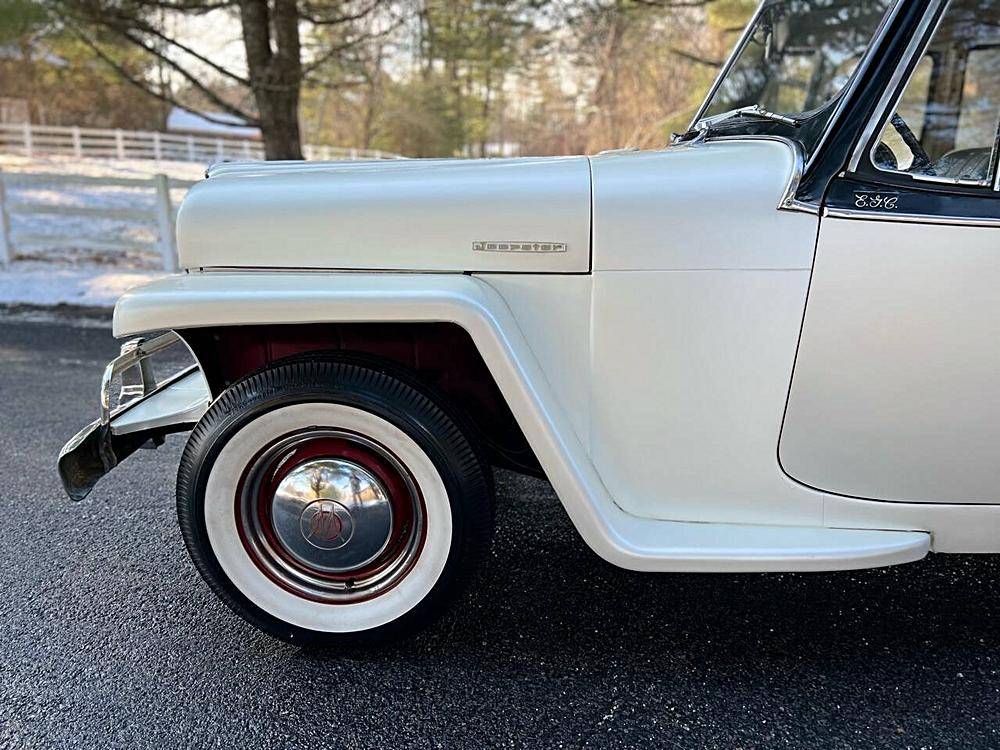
[{"left": 606, "top": 513, "right": 930, "bottom": 572}]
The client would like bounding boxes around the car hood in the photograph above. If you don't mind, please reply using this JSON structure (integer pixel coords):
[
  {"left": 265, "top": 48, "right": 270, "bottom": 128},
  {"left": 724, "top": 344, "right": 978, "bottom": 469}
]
[{"left": 176, "top": 156, "right": 592, "bottom": 273}]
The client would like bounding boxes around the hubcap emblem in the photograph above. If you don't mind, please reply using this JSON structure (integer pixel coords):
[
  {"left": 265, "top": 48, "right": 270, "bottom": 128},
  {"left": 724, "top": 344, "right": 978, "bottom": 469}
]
[
  {"left": 300, "top": 499, "right": 354, "bottom": 549},
  {"left": 269, "top": 456, "right": 395, "bottom": 573}
]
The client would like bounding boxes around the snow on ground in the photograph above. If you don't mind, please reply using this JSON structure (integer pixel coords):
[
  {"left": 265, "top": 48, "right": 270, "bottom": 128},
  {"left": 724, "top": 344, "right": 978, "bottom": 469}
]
[
  {"left": 0, "top": 153, "right": 206, "bottom": 180},
  {"left": 0, "top": 261, "right": 160, "bottom": 307},
  {"left": 1, "top": 154, "right": 207, "bottom": 307}
]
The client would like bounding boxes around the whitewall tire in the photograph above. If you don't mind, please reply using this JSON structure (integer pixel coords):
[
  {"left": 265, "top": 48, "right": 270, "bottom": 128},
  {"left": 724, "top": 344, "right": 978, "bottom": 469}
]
[{"left": 176, "top": 358, "right": 494, "bottom": 646}]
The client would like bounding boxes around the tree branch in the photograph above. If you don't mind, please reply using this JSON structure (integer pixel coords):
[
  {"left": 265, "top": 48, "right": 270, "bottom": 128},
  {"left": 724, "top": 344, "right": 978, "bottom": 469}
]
[
  {"left": 112, "top": 14, "right": 251, "bottom": 85},
  {"left": 65, "top": 21, "right": 259, "bottom": 125},
  {"left": 298, "top": 0, "right": 380, "bottom": 27},
  {"left": 631, "top": 0, "right": 721, "bottom": 7},
  {"left": 301, "top": 22, "right": 398, "bottom": 77},
  {"left": 669, "top": 47, "right": 723, "bottom": 67},
  {"left": 113, "top": 25, "right": 258, "bottom": 119},
  {"left": 124, "top": 0, "right": 236, "bottom": 11}
]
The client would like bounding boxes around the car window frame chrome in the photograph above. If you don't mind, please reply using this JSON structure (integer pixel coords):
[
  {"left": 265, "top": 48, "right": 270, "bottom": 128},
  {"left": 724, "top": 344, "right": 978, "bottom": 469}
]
[
  {"left": 847, "top": 0, "right": 949, "bottom": 173},
  {"left": 993, "top": 116, "right": 1000, "bottom": 191},
  {"left": 824, "top": 205, "right": 1000, "bottom": 227},
  {"left": 859, "top": 0, "right": 1000, "bottom": 188},
  {"left": 687, "top": 0, "right": 906, "bottom": 174},
  {"left": 687, "top": 0, "right": 768, "bottom": 131}
]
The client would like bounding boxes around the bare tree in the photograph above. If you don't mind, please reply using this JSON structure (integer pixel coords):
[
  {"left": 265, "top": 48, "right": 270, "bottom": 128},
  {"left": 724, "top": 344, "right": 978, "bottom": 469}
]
[{"left": 47, "top": 0, "right": 386, "bottom": 159}]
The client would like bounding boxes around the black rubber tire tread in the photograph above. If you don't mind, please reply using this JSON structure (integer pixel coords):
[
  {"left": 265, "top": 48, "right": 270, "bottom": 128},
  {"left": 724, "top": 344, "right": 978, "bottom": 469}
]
[
  {"left": 176, "top": 357, "right": 495, "bottom": 647},
  {"left": 250, "top": 348, "right": 496, "bottom": 497}
]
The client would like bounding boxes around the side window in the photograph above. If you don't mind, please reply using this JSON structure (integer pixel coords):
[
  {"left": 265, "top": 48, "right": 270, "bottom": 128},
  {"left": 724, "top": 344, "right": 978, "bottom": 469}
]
[
  {"left": 871, "top": 0, "right": 1000, "bottom": 186},
  {"left": 875, "top": 56, "right": 934, "bottom": 171}
]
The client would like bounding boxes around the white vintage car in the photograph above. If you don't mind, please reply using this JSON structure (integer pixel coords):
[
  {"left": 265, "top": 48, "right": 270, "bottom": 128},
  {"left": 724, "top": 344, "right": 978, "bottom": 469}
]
[{"left": 61, "top": 0, "right": 1000, "bottom": 645}]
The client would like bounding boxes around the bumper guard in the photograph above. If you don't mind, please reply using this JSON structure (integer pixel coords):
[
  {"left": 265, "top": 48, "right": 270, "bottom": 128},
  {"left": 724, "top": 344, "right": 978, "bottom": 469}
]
[{"left": 57, "top": 332, "right": 211, "bottom": 501}]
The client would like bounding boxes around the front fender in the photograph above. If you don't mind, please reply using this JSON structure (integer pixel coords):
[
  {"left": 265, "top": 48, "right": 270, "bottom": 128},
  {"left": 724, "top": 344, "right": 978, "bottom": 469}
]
[
  {"left": 112, "top": 272, "right": 929, "bottom": 572},
  {"left": 114, "top": 271, "right": 642, "bottom": 564}
]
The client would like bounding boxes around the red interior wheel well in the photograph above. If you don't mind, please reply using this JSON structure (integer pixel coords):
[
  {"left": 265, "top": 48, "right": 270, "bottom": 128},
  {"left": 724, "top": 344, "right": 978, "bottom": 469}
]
[{"left": 179, "top": 322, "right": 542, "bottom": 476}]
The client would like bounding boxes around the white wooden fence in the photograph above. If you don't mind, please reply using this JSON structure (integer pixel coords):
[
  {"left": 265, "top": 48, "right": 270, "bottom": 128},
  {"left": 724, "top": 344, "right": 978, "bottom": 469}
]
[
  {"left": 0, "top": 122, "right": 398, "bottom": 163},
  {"left": 0, "top": 170, "right": 197, "bottom": 271}
]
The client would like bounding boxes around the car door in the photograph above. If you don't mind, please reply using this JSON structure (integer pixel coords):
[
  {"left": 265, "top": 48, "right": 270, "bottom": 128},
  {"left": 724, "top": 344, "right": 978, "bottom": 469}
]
[{"left": 780, "top": 0, "right": 1000, "bottom": 504}]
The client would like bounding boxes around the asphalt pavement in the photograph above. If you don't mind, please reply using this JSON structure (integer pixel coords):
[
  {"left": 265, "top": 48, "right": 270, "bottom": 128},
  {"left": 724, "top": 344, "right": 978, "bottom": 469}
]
[{"left": 1, "top": 310, "right": 998, "bottom": 749}]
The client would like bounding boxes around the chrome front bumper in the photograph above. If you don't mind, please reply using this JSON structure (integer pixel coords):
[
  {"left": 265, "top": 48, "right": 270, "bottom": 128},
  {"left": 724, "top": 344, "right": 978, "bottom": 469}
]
[{"left": 57, "top": 332, "right": 212, "bottom": 501}]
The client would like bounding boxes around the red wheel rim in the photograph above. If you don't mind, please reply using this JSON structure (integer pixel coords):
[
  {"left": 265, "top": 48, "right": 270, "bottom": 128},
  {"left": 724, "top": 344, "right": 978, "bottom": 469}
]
[{"left": 235, "top": 428, "right": 427, "bottom": 604}]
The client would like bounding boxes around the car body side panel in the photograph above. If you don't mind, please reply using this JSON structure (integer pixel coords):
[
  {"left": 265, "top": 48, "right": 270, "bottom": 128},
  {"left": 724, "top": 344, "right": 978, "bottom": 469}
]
[
  {"left": 781, "top": 217, "right": 1000, "bottom": 504},
  {"left": 591, "top": 141, "right": 816, "bottom": 272},
  {"left": 590, "top": 269, "right": 821, "bottom": 524},
  {"left": 587, "top": 140, "right": 822, "bottom": 523},
  {"left": 475, "top": 274, "right": 593, "bottom": 449}
]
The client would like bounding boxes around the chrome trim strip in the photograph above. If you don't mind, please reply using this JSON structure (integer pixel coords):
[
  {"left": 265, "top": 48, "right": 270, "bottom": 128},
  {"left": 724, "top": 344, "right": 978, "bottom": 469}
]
[
  {"left": 901, "top": 172, "right": 991, "bottom": 187},
  {"left": 783, "top": 198, "right": 822, "bottom": 215},
  {"left": 687, "top": 0, "right": 767, "bottom": 131},
  {"left": 993, "top": 119, "right": 1000, "bottom": 191},
  {"left": 848, "top": 0, "right": 949, "bottom": 173},
  {"left": 776, "top": 137, "right": 805, "bottom": 209},
  {"left": 99, "top": 331, "right": 180, "bottom": 424},
  {"left": 825, "top": 205, "right": 1000, "bottom": 227},
  {"left": 109, "top": 365, "right": 207, "bottom": 435}
]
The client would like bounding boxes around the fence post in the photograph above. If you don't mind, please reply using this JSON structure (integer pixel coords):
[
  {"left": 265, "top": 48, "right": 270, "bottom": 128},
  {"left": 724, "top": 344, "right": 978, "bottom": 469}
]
[
  {"left": 115, "top": 129, "right": 125, "bottom": 159},
  {"left": 242, "top": 140, "right": 251, "bottom": 159},
  {"left": 187, "top": 135, "right": 196, "bottom": 162},
  {"left": 349, "top": 147, "right": 358, "bottom": 160},
  {"left": 72, "top": 126, "right": 82, "bottom": 158},
  {"left": 153, "top": 173, "right": 178, "bottom": 272},
  {"left": 152, "top": 131, "right": 162, "bottom": 162},
  {"left": 0, "top": 170, "right": 11, "bottom": 267},
  {"left": 22, "top": 122, "right": 33, "bottom": 157},
  {"left": 374, "top": 150, "right": 382, "bottom": 160},
  {"left": 215, "top": 138, "right": 224, "bottom": 160}
]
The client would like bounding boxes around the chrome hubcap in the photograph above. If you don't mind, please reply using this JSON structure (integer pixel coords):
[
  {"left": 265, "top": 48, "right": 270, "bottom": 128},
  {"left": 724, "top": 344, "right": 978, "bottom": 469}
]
[
  {"left": 237, "top": 430, "right": 426, "bottom": 604},
  {"left": 272, "top": 458, "right": 393, "bottom": 572}
]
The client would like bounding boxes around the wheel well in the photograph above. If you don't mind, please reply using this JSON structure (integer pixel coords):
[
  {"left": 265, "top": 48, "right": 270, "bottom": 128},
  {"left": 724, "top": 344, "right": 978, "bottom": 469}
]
[{"left": 178, "top": 322, "right": 542, "bottom": 476}]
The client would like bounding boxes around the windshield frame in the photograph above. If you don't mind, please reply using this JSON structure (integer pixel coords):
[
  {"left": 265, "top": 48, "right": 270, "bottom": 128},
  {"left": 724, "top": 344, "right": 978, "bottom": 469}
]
[{"left": 686, "top": 0, "right": 906, "bottom": 164}]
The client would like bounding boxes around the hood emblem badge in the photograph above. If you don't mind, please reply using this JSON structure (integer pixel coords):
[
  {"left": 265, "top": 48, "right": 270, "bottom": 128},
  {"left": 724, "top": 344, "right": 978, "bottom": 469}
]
[{"left": 473, "top": 241, "right": 567, "bottom": 254}]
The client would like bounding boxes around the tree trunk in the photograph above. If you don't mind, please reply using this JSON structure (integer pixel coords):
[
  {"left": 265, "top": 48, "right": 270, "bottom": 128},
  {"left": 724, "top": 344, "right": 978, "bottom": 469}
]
[
  {"left": 18, "top": 37, "right": 38, "bottom": 124},
  {"left": 361, "top": 46, "right": 384, "bottom": 150},
  {"left": 480, "top": 69, "right": 493, "bottom": 158},
  {"left": 238, "top": 0, "right": 303, "bottom": 160},
  {"left": 257, "top": 86, "right": 302, "bottom": 160}
]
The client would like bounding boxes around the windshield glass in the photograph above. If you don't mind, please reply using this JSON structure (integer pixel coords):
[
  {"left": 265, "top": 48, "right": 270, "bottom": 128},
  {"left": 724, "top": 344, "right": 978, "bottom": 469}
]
[{"left": 698, "top": 0, "right": 897, "bottom": 152}]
